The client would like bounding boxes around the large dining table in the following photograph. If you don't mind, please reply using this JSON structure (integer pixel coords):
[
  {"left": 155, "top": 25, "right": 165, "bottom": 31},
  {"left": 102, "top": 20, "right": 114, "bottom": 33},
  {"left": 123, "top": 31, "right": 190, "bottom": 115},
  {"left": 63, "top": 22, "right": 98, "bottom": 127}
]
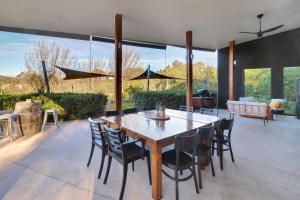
[{"left": 100, "top": 109, "right": 220, "bottom": 200}]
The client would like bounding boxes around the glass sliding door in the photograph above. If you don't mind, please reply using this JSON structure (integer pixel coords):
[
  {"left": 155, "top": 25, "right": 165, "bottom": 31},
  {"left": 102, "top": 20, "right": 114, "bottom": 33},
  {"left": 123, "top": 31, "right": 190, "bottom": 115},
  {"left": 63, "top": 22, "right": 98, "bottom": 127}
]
[
  {"left": 244, "top": 68, "right": 271, "bottom": 102},
  {"left": 283, "top": 66, "right": 300, "bottom": 115}
]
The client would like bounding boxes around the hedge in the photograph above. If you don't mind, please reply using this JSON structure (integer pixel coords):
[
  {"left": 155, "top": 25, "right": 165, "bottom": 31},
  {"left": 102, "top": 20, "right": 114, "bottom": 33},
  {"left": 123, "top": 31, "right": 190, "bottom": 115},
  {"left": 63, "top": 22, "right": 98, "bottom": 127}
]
[
  {"left": 132, "top": 90, "right": 186, "bottom": 109},
  {"left": 0, "top": 93, "right": 107, "bottom": 120}
]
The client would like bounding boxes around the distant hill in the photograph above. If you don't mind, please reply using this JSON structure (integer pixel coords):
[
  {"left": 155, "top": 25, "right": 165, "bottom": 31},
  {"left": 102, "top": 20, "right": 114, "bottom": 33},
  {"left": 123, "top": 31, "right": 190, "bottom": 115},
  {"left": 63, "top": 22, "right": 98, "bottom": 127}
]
[{"left": 0, "top": 75, "right": 14, "bottom": 80}]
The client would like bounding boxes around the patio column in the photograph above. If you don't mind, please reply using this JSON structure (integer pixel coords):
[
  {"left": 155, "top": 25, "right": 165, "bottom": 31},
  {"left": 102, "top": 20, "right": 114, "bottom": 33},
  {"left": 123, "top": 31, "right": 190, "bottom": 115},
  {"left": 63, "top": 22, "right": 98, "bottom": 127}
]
[
  {"left": 115, "top": 14, "right": 122, "bottom": 111},
  {"left": 186, "top": 31, "right": 193, "bottom": 107},
  {"left": 229, "top": 40, "right": 235, "bottom": 100}
]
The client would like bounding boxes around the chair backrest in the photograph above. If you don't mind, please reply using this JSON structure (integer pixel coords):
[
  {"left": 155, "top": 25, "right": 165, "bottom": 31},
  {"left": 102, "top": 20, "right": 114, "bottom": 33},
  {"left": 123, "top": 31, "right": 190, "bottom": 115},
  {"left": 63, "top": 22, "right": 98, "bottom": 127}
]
[
  {"left": 88, "top": 118, "right": 106, "bottom": 147},
  {"left": 122, "top": 108, "right": 138, "bottom": 114},
  {"left": 179, "top": 105, "right": 194, "bottom": 112},
  {"left": 105, "top": 110, "right": 120, "bottom": 117},
  {"left": 220, "top": 118, "right": 234, "bottom": 138},
  {"left": 103, "top": 125, "right": 123, "bottom": 157},
  {"left": 174, "top": 130, "right": 199, "bottom": 166},
  {"left": 198, "top": 126, "right": 215, "bottom": 149}
]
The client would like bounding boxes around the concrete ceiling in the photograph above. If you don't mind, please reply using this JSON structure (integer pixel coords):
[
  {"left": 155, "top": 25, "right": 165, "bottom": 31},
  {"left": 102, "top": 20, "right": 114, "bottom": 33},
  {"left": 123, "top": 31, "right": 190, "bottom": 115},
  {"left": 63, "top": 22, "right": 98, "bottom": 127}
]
[{"left": 0, "top": 0, "right": 300, "bottom": 49}]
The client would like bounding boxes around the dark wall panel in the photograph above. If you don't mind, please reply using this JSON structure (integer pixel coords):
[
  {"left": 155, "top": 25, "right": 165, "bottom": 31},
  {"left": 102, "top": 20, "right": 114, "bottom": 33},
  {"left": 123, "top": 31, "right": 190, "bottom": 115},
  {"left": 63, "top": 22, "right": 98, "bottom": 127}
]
[
  {"left": 217, "top": 47, "right": 229, "bottom": 108},
  {"left": 218, "top": 27, "right": 300, "bottom": 107}
]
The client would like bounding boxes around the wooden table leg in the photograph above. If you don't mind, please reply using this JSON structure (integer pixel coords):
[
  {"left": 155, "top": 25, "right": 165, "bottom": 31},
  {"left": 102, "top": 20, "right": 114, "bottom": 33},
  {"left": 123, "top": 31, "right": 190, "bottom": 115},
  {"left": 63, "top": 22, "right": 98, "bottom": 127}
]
[
  {"left": 151, "top": 143, "right": 162, "bottom": 200},
  {"left": 215, "top": 121, "right": 223, "bottom": 170}
]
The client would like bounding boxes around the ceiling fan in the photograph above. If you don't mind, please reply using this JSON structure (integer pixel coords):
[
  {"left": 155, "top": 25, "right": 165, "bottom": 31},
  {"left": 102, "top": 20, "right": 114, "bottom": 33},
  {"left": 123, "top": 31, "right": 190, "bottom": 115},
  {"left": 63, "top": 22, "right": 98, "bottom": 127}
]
[{"left": 240, "top": 14, "right": 283, "bottom": 37}]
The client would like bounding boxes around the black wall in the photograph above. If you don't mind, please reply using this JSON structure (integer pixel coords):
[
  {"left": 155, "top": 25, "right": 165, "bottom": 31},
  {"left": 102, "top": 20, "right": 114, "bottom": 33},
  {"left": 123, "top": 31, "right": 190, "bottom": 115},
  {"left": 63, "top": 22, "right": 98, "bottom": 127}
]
[{"left": 218, "top": 27, "right": 300, "bottom": 108}]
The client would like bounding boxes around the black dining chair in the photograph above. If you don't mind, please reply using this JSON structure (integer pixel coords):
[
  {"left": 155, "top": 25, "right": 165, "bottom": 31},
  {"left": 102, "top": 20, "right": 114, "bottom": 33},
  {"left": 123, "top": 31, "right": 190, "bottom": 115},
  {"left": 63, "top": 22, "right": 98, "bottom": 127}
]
[
  {"left": 102, "top": 125, "right": 152, "bottom": 200},
  {"left": 179, "top": 105, "right": 194, "bottom": 112},
  {"left": 106, "top": 108, "right": 138, "bottom": 171},
  {"left": 162, "top": 130, "right": 199, "bottom": 200},
  {"left": 122, "top": 108, "right": 139, "bottom": 170},
  {"left": 212, "top": 118, "right": 235, "bottom": 164},
  {"left": 86, "top": 118, "right": 108, "bottom": 179},
  {"left": 195, "top": 126, "right": 215, "bottom": 189}
]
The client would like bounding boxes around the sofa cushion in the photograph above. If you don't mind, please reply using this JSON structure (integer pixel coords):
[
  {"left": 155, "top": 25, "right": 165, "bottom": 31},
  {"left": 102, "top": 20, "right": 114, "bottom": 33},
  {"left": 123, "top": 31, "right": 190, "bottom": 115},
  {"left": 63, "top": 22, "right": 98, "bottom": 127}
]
[
  {"left": 227, "top": 100, "right": 269, "bottom": 118},
  {"left": 245, "top": 102, "right": 268, "bottom": 117}
]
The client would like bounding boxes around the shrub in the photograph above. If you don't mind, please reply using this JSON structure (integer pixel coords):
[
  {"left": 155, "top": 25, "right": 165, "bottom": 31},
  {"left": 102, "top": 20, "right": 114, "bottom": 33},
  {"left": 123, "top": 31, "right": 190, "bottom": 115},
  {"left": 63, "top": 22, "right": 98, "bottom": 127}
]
[
  {"left": 132, "top": 90, "right": 186, "bottom": 109},
  {"left": 0, "top": 93, "right": 107, "bottom": 120}
]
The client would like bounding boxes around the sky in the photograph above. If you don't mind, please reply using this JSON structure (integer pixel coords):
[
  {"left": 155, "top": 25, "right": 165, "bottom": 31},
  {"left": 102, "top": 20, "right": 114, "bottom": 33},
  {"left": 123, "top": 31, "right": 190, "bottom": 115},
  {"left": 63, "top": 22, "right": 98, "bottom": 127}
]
[{"left": 0, "top": 31, "right": 217, "bottom": 76}]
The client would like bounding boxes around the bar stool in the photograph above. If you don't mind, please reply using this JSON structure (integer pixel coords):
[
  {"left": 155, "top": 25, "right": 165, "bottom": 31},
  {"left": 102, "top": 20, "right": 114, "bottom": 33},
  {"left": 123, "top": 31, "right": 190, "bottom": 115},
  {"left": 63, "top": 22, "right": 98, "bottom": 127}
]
[
  {"left": 42, "top": 109, "right": 59, "bottom": 132},
  {"left": 0, "top": 113, "right": 22, "bottom": 142}
]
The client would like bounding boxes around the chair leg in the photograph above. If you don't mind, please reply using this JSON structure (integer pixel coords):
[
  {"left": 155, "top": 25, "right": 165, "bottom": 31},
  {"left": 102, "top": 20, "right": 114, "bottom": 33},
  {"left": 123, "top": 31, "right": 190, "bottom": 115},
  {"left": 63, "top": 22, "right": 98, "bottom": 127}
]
[
  {"left": 132, "top": 161, "right": 134, "bottom": 172},
  {"left": 180, "top": 170, "right": 183, "bottom": 175},
  {"left": 8, "top": 117, "right": 13, "bottom": 142},
  {"left": 211, "top": 142, "right": 215, "bottom": 156},
  {"left": 192, "top": 163, "right": 199, "bottom": 194},
  {"left": 42, "top": 112, "right": 48, "bottom": 132},
  {"left": 98, "top": 150, "right": 106, "bottom": 179},
  {"left": 103, "top": 156, "right": 112, "bottom": 184},
  {"left": 119, "top": 163, "right": 128, "bottom": 200},
  {"left": 175, "top": 169, "right": 179, "bottom": 200},
  {"left": 146, "top": 155, "right": 152, "bottom": 185},
  {"left": 17, "top": 116, "right": 23, "bottom": 137},
  {"left": 229, "top": 142, "right": 235, "bottom": 163},
  {"left": 197, "top": 156, "right": 202, "bottom": 189},
  {"left": 54, "top": 111, "right": 59, "bottom": 130},
  {"left": 86, "top": 144, "right": 95, "bottom": 167},
  {"left": 219, "top": 145, "right": 223, "bottom": 170},
  {"left": 209, "top": 152, "right": 215, "bottom": 177}
]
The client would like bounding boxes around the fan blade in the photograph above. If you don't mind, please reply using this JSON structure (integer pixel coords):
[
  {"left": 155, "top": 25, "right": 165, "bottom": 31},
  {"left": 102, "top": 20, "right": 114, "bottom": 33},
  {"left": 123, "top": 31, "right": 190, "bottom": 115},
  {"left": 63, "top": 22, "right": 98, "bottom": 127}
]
[
  {"left": 261, "top": 25, "right": 283, "bottom": 33},
  {"left": 239, "top": 32, "right": 257, "bottom": 34}
]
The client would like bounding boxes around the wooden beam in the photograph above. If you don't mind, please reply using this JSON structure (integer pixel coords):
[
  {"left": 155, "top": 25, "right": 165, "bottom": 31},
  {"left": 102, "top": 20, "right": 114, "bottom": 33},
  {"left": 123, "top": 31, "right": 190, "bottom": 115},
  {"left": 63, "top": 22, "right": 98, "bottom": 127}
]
[
  {"left": 115, "top": 14, "right": 122, "bottom": 111},
  {"left": 229, "top": 40, "right": 235, "bottom": 100},
  {"left": 186, "top": 31, "right": 193, "bottom": 107}
]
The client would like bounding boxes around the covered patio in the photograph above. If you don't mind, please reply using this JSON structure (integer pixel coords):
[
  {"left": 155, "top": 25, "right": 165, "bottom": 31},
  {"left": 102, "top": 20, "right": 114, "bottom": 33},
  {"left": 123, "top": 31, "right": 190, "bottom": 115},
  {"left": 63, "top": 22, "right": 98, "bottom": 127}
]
[
  {"left": 1, "top": 0, "right": 300, "bottom": 200},
  {"left": 0, "top": 111, "right": 299, "bottom": 200}
]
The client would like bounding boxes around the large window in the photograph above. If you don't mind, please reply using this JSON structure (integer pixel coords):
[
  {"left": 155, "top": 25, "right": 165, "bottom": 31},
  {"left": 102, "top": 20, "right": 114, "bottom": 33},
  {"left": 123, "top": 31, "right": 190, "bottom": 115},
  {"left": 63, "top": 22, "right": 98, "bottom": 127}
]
[
  {"left": 0, "top": 31, "right": 91, "bottom": 94},
  {"left": 0, "top": 30, "right": 218, "bottom": 109},
  {"left": 244, "top": 68, "right": 271, "bottom": 102},
  {"left": 193, "top": 50, "right": 217, "bottom": 93},
  {"left": 283, "top": 66, "right": 300, "bottom": 115},
  {"left": 121, "top": 44, "right": 166, "bottom": 109},
  {"left": 90, "top": 39, "right": 114, "bottom": 102}
]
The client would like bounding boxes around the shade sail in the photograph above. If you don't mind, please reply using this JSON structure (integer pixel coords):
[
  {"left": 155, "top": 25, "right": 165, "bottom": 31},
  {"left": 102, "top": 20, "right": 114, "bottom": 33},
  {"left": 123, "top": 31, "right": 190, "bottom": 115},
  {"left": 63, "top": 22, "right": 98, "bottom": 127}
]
[
  {"left": 129, "top": 65, "right": 180, "bottom": 80},
  {"left": 55, "top": 66, "right": 113, "bottom": 80},
  {"left": 129, "top": 65, "right": 181, "bottom": 91}
]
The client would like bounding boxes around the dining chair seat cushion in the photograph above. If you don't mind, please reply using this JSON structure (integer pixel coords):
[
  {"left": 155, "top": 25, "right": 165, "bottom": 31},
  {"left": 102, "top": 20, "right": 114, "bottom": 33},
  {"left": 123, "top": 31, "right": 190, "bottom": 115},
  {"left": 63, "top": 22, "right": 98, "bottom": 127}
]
[
  {"left": 162, "top": 149, "right": 193, "bottom": 170},
  {"left": 112, "top": 143, "right": 149, "bottom": 163}
]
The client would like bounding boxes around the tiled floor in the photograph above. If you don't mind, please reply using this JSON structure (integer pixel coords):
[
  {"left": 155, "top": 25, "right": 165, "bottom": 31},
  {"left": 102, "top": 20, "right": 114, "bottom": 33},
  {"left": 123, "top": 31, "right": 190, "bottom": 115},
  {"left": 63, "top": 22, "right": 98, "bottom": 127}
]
[{"left": 0, "top": 110, "right": 299, "bottom": 200}]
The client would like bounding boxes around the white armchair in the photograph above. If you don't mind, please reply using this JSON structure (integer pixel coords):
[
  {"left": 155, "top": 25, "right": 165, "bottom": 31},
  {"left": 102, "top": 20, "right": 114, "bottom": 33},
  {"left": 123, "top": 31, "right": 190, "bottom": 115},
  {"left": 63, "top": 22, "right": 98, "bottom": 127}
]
[{"left": 270, "top": 99, "right": 287, "bottom": 117}]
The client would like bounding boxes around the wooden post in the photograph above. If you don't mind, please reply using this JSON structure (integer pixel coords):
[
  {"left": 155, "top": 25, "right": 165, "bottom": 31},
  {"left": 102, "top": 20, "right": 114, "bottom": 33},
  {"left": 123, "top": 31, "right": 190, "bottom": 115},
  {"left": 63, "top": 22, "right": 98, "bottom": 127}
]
[
  {"left": 229, "top": 41, "right": 235, "bottom": 100},
  {"left": 115, "top": 14, "right": 122, "bottom": 111},
  {"left": 41, "top": 60, "right": 50, "bottom": 93},
  {"left": 151, "top": 143, "right": 162, "bottom": 200},
  {"left": 186, "top": 31, "right": 193, "bottom": 107}
]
